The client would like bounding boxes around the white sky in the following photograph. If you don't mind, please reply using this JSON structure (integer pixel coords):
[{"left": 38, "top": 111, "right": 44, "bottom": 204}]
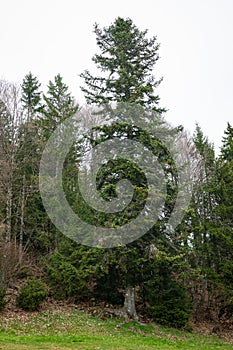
[{"left": 0, "top": 0, "right": 233, "bottom": 153}]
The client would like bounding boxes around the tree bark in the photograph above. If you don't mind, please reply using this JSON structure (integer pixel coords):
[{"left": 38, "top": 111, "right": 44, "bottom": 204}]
[
  {"left": 19, "top": 174, "right": 26, "bottom": 262},
  {"left": 123, "top": 286, "right": 138, "bottom": 320},
  {"left": 6, "top": 179, "right": 13, "bottom": 242}
]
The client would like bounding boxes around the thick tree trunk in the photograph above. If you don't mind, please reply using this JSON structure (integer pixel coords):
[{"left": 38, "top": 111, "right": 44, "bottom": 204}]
[{"left": 123, "top": 286, "right": 138, "bottom": 320}]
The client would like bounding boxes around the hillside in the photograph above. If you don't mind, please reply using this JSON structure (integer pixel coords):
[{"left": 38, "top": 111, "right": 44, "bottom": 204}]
[{"left": 0, "top": 300, "right": 232, "bottom": 350}]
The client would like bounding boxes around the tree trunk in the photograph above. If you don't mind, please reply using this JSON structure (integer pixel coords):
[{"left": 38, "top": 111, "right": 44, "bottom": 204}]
[
  {"left": 123, "top": 286, "right": 138, "bottom": 320},
  {"left": 19, "top": 174, "right": 26, "bottom": 262},
  {"left": 6, "top": 180, "right": 13, "bottom": 242}
]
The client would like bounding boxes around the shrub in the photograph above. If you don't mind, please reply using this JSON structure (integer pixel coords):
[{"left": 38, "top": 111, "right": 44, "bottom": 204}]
[
  {"left": 94, "top": 266, "right": 124, "bottom": 305},
  {"left": 145, "top": 281, "right": 191, "bottom": 328},
  {"left": 142, "top": 257, "right": 192, "bottom": 328},
  {"left": 45, "top": 252, "right": 80, "bottom": 299},
  {"left": 45, "top": 246, "right": 102, "bottom": 300},
  {"left": 16, "top": 278, "right": 47, "bottom": 311}
]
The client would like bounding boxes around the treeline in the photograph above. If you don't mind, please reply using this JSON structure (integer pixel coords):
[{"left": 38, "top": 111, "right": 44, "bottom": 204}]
[{"left": 0, "top": 17, "right": 232, "bottom": 329}]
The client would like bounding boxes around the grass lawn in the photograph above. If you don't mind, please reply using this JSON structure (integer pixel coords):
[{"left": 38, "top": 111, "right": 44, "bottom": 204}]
[{"left": 0, "top": 308, "right": 232, "bottom": 349}]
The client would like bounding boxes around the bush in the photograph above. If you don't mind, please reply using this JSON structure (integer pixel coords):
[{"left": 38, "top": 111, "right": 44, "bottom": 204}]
[
  {"left": 16, "top": 278, "right": 47, "bottom": 311},
  {"left": 94, "top": 266, "right": 124, "bottom": 305},
  {"left": 45, "top": 245, "right": 103, "bottom": 300},
  {"left": 45, "top": 252, "right": 80, "bottom": 299},
  {"left": 0, "top": 287, "right": 7, "bottom": 311},
  {"left": 145, "top": 281, "right": 191, "bottom": 328},
  {"left": 142, "top": 257, "right": 192, "bottom": 329}
]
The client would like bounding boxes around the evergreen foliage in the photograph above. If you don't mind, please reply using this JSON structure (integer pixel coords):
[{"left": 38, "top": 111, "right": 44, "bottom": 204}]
[
  {"left": 142, "top": 254, "right": 192, "bottom": 328},
  {"left": 16, "top": 278, "right": 47, "bottom": 311},
  {"left": 220, "top": 122, "right": 233, "bottom": 161},
  {"left": 0, "top": 17, "right": 232, "bottom": 329},
  {"left": 40, "top": 74, "right": 79, "bottom": 141},
  {"left": 21, "top": 72, "right": 42, "bottom": 119},
  {"left": 45, "top": 240, "right": 105, "bottom": 300},
  {"left": 80, "top": 17, "right": 165, "bottom": 112},
  {"left": 80, "top": 17, "right": 189, "bottom": 324}
]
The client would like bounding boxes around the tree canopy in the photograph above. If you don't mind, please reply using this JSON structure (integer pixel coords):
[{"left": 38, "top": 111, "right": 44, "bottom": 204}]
[{"left": 80, "top": 17, "right": 165, "bottom": 113}]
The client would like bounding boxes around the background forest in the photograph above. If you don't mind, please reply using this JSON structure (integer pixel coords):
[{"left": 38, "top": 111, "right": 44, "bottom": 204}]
[{"left": 0, "top": 17, "right": 232, "bottom": 331}]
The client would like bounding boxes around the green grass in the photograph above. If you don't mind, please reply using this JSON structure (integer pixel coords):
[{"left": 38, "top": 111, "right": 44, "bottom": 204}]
[{"left": 0, "top": 308, "right": 231, "bottom": 349}]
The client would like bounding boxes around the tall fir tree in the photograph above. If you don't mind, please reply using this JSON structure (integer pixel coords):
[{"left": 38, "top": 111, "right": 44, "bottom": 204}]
[
  {"left": 220, "top": 122, "right": 233, "bottom": 161},
  {"left": 79, "top": 18, "right": 188, "bottom": 322},
  {"left": 207, "top": 123, "right": 233, "bottom": 320},
  {"left": 37, "top": 74, "right": 79, "bottom": 250},
  {"left": 186, "top": 125, "right": 216, "bottom": 319},
  {"left": 80, "top": 17, "right": 165, "bottom": 113},
  {"left": 21, "top": 72, "right": 42, "bottom": 121},
  {"left": 215, "top": 123, "right": 233, "bottom": 265},
  {"left": 41, "top": 74, "right": 79, "bottom": 140}
]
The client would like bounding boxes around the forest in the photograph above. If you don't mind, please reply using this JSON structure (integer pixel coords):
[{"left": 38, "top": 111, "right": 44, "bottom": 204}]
[{"left": 0, "top": 17, "right": 232, "bottom": 334}]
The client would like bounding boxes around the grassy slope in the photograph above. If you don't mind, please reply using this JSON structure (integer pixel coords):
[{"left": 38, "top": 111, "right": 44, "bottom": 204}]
[{"left": 0, "top": 308, "right": 232, "bottom": 350}]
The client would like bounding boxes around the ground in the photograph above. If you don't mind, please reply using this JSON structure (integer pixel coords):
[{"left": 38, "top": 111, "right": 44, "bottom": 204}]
[{"left": 0, "top": 295, "right": 232, "bottom": 349}]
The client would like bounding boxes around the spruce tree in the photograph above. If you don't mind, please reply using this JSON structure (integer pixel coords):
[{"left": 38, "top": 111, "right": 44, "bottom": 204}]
[
  {"left": 183, "top": 123, "right": 233, "bottom": 321},
  {"left": 184, "top": 125, "right": 217, "bottom": 318},
  {"left": 21, "top": 72, "right": 42, "bottom": 120},
  {"left": 80, "top": 17, "right": 165, "bottom": 112},
  {"left": 220, "top": 122, "right": 233, "bottom": 161},
  {"left": 79, "top": 18, "right": 189, "bottom": 323},
  {"left": 14, "top": 73, "right": 44, "bottom": 259},
  {"left": 40, "top": 74, "right": 79, "bottom": 140},
  {"left": 215, "top": 123, "right": 233, "bottom": 249},
  {"left": 215, "top": 123, "right": 233, "bottom": 235},
  {"left": 38, "top": 74, "right": 79, "bottom": 250},
  {"left": 210, "top": 123, "right": 233, "bottom": 319}
]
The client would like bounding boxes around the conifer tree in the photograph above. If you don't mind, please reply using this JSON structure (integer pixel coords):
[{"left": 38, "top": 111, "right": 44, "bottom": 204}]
[
  {"left": 44, "top": 74, "right": 78, "bottom": 120},
  {"left": 187, "top": 125, "right": 216, "bottom": 316},
  {"left": 220, "top": 122, "right": 233, "bottom": 161},
  {"left": 21, "top": 72, "right": 42, "bottom": 120},
  {"left": 79, "top": 18, "right": 186, "bottom": 321},
  {"left": 206, "top": 123, "right": 233, "bottom": 319},
  {"left": 184, "top": 123, "right": 233, "bottom": 320},
  {"left": 38, "top": 74, "right": 79, "bottom": 249},
  {"left": 214, "top": 123, "right": 233, "bottom": 264},
  {"left": 80, "top": 17, "right": 165, "bottom": 113},
  {"left": 13, "top": 73, "right": 44, "bottom": 259}
]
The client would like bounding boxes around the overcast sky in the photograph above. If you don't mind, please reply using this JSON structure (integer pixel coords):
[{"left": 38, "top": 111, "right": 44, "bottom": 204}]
[{"left": 0, "top": 0, "right": 232, "bottom": 153}]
